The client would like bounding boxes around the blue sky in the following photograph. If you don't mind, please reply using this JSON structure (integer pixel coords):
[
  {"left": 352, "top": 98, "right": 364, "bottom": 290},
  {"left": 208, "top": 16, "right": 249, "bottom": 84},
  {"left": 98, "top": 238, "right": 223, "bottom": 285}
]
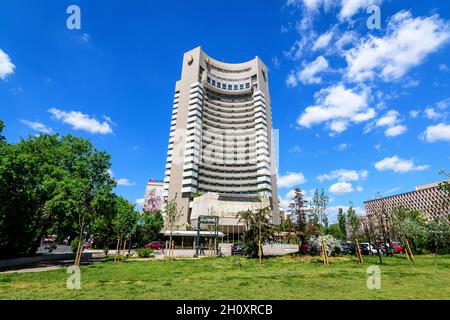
[{"left": 1, "top": 0, "right": 449, "bottom": 223}]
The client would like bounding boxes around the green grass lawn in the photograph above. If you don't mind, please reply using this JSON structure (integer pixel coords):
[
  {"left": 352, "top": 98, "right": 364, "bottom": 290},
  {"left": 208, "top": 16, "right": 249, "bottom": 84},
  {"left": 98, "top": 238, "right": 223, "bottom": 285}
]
[{"left": 1, "top": 254, "right": 449, "bottom": 300}]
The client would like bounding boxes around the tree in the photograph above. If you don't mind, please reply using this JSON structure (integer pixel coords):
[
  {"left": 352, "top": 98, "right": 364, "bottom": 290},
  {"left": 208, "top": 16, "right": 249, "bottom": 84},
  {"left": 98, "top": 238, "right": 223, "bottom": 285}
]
[
  {"left": 309, "top": 188, "right": 329, "bottom": 233},
  {"left": 427, "top": 217, "right": 450, "bottom": 255},
  {"left": 0, "top": 119, "right": 5, "bottom": 143},
  {"left": 392, "top": 207, "right": 427, "bottom": 252},
  {"left": 337, "top": 208, "right": 347, "bottom": 240},
  {"left": 327, "top": 223, "right": 344, "bottom": 239},
  {"left": 346, "top": 202, "right": 360, "bottom": 241},
  {"left": 309, "top": 189, "right": 320, "bottom": 231},
  {"left": 0, "top": 131, "right": 116, "bottom": 258},
  {"left": 138, "top": 210, "right": 164, "bottom": 245},
  {"left": 289, "top": 188, "right": 307, "bottom": 242},
  {"left": 319, "top": 189, "right": 330, "bottom": 229},
  {"left": 165, "top": 194, "right": 182, "bottom": 250},
  {"left": 236, "top": 195, "right": 275, "bottom": 258},
  {"left": 112, "top": 196, "right": 139, "bottom": 259}
]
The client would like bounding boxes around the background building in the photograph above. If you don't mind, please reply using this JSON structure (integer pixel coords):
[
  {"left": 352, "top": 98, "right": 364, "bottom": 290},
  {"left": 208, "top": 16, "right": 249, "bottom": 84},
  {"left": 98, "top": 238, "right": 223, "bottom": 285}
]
[
  {"left": 163, "top": 47, "right": 279, "bottom": 240},
  {"left": 143, "top": 179, "right": 165, "bottom": 213},
  {"left": 364, "top": 180, "right": 450, "bottom": 223}
]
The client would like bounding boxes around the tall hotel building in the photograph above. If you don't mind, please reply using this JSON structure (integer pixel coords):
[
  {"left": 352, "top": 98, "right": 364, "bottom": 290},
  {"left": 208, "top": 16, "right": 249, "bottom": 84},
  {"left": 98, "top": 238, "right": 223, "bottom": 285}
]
[{"left": 163, "top": 47, "right": 279, "bottom": 238}]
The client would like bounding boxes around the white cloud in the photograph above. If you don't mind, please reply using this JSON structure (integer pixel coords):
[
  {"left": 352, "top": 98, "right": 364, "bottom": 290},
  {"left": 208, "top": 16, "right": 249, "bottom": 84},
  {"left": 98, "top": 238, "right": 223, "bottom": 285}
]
[
  {"left": 0, "top": 49, "right": 15, "bottom": 80},
  {"left": 422, "top": 123, "right": 450, "bottom": 142},
  {"left": 339, "top": 0, "right": 382, "bottom": 21},
  {"left": 318, "top": 169, "right": 368, "bottom": 182},
  {"left": 356, "top": 186, "right": 363, "bottom": 192},
  {"left": 336, "top": 31, "right": 357, "bottom": 50},
  {"left": 299, "top": 56, "right": 329, "bottom": 84},
  {"left": 278, "top": 172, "right": 307, "bottom": 188},
  {"left": 376, "top": 110, "right": 399, "bottom": 127},
  {"left": 329, "top": 182, "right": 354, "bottom": 195},
  {"left": 437, "top": 98, "right": 450, "bottom": 110},
  {"left": 286, "top": 71, "right": 299, "bottom": 87},
  {"left": 116, "top": 178, "right": 136, "bottom": 187},
  {"left": 424, "top": 108, "right": 443, "bottom": 120},
  {"left": 313, "top": 31, "right": 334, "bottom": 51},
  {"left": 374, "top": 156, "right": 429, "bottom": 173},
  {"left": 345, "top": 11, "right": 450, "bottom": 82},
  {"left": 297, "top": 84, "right": 375, "bottom": 133},
  {"left": 48, "top": 108, "right": 114, "bottom": 134},
  {"left": 409, "top": 110, "right": 420, "bottom": 118},
  {"left": 385, "top": 125, "right": 407, "bottom": 137},
  {"left": 374, "top": 110, "right": 407, "bottom": 137},
  {"left": 335, "top": 143, "right": 350, "bottom": 151},
  {"left": 107, "top": 169, "right": 135, "bottom": 187},
  {"left": 20, "top": 119, "right": 52, "bottom": 134}
]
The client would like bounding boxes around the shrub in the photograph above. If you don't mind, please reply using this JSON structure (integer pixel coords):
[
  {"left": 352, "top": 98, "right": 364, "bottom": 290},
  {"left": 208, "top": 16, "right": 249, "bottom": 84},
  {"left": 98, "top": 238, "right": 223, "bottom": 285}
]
[
  {"left": 309, "top": 235, "right": 341, "bottom": 256},
  {"left": 136, "top": 248, "right": 154, "bottom": 258},
  {"left": 71, "top": 238, "right": 80, "bottom": 253}
]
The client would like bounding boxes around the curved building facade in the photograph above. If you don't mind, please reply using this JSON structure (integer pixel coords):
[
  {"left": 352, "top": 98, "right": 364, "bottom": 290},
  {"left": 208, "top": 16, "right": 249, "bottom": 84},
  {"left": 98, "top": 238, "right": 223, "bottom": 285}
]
[{"left": 163, "top": 47, "right": 279, "bottom": 236}]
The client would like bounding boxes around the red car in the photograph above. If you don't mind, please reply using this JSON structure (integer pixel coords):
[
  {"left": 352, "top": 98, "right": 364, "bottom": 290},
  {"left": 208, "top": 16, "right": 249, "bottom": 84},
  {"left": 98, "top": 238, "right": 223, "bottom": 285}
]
[
  {"left": 144, "top": 241, "right": 165, "bottom": 250},
  {"left": 390, "top": 242, "right": 404, "bottom": 253}
]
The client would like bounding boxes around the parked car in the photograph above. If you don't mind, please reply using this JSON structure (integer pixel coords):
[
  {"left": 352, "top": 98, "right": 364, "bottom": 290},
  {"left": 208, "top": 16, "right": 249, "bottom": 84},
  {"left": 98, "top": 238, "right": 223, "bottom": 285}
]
[
  {"left": 390, "top": 242, "right": 404, "bottom": 253},
  {"left": 299, "top": 243, "right": 310, "bottom": 254},
  {"left": 231, "top": 242, "right": 244, "bottom": 255},
  {"left": 358, "top": 243, "right": 376, "bottom": 255},
  {"left": 144, "top": 241, "right": 165, "bottom": 250},
  {"left": 340, "top": 242, "right": 355, "bottom": 255},
  {"left": 82, "top": 242, "right": 92, "bottom": 249}
]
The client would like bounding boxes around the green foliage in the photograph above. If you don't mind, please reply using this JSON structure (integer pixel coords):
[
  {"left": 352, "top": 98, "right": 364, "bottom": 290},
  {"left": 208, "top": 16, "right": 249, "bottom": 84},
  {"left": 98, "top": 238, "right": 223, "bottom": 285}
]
[
  {"left": 136, "top": 248, "right": 154, "bottom": 258},
  {"left": 0, "top": 129, "right": 116, "bottom": 258},
  {"left": 346, "top": 202, "right": 360, "bottom": 241},
  {"left": 289, "top": 188, "right": 307, "bottom": 240},
  {"left": 236, "top": 195, "right": 275, "bottom": 258},
  {"left": 136, "top": 210, "right": 164, "bottom": 245},
  {"left": 71, "top": 237, "right": 80, "bottom": 253},
  {"left": 327, "top": 223, "right": 344, "bottom": 240},
  {"left": 337, "top": 208, "right": 347, "bottom": 239},
  {"left": 112, "top": 196, "right": 139, "bottom": 240},
  {"left": 427, "top": 217, "right": 450, "bottom": 253},
  {"left": 309, "top": 188, "right": 329, "bottom": 234},
  {"left": 0, "top": 119, "right": 5, "bottom": 143}
]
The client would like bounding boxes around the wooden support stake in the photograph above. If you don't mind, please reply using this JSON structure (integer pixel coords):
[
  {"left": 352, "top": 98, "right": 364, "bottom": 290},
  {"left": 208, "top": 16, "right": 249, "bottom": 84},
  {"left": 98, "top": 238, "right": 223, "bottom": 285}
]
[
  {"left": 114, "top": 238, "right": 120, "bottom": 263},
  {"left": 171, "top": 240, "right": 174, "bottom": 259},
  {"left": 405, "top": 239, "right": 415, "bottom": 266},
  {"left": 121, "top": 239, "right": 127, "bottom": 262},
  {"left": 355, "top": 239, "right": 363, "bottom": 264},
  {"left": 75, "top": 241, "right": 82, "bottom": 267},
  {"left": 258, "top": 240, "right": 262, "bottom": 266},
  {"left": 322, "top": 240, "right": 329, "bottom": 266}
]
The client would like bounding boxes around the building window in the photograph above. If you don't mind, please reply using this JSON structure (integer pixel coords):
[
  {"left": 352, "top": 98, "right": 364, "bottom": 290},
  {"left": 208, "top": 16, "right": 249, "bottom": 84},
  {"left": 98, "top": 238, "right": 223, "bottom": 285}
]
[
  {"left": 228, "top": 84, "right": 232, "bottom": 90},
  {"left": 234, "top": 85, "right": 238, "bottom": 90},
  {"left": 240, "top": 84, "right": 244, "bottom": 89},
  {"left": 217, "top": 82, "right": 221, "bottom": 88},
  {"left": 222, "top": 83, "right": 226, "bottom": 89},
  {"left": 212, "top": 80, "right": 216, "bottom": 86},
  {"left": 207, "top": 77, "right": 211, "bottom": 83},
  {"left": 245, "top": 82, "right": 250, "bottom": 88}
]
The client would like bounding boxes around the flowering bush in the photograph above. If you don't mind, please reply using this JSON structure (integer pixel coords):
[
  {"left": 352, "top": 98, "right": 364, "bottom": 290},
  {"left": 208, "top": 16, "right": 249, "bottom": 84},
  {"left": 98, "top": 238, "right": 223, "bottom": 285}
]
[{"left": 309, "top": 235, "right": 341, "bottom": 256}]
